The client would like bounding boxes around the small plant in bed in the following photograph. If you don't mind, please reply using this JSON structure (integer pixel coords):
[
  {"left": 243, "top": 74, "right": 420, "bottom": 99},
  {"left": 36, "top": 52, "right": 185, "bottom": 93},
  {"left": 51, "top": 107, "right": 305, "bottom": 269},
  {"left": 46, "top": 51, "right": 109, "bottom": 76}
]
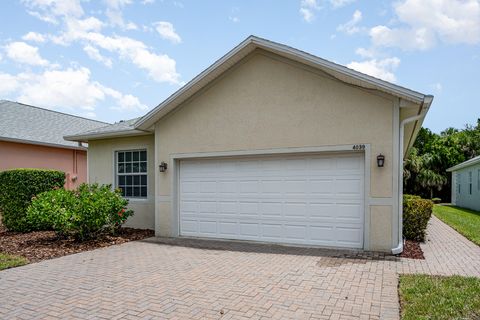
[
  {"left": 27, "top": 183, "right": 134, "bottom": 241},
  {"left": 400, "top": 195, "right": 433, "bottom": 259}
]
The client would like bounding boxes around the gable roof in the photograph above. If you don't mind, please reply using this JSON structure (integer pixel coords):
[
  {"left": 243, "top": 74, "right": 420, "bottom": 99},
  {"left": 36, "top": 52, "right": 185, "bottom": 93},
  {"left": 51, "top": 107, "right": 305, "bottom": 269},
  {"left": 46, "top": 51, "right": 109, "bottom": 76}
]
[
  {"left": 64, "top": 117, "right": 151, "bottom": 141},
  {"left": 447, "top": 155, "right": 480, "bottom": 172},
  {"left": 0, "top": 100, "right": 108, "bottom": 149},
  {"left": 135, "top": 35, "right": 433, "bottom": 130}
]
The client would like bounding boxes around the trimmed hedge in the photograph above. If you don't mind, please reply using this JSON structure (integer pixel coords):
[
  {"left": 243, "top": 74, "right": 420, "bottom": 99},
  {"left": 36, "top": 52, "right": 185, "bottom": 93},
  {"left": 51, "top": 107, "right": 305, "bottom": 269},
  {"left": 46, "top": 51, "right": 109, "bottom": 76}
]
[
  {"left": 27, "top": 183, "right": 133, "bottom": 241},
  {"left": 403, "top": 194, "right": 433, "bottom": 242},
  {"left": 0, "top": 169, "right": 65, "bottom": 231}
]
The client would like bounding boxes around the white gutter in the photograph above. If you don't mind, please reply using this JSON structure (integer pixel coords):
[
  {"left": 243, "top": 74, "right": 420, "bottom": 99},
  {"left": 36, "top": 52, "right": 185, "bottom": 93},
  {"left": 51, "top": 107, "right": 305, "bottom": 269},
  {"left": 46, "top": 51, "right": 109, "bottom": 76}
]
[{"left": 392, "top": 95, "right": 433, "bottom": 255}]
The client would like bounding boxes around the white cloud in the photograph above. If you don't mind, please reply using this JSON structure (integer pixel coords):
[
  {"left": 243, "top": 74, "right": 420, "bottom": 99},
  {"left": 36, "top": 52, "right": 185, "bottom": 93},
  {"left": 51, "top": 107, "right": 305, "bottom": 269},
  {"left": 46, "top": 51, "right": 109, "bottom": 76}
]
[
  {"left": 355, "top": 47, "right": 376, "bottom": 58},
  {"left": 22, "top": 0, "right": 84, "bottom": 23},
  {"left": 347, "top": 57, "right": 401, "bottom": 83},
  {"left": 22, "top": 31, "right": 46, "bottom": 43},
  {"left": 0, "top": 67, "right": 146, "bottom": 112},
  {"left": 56, "top": 24, "right": 181, "bottom": 83},
  {"left": 0, "top": 73, "right": 19, "bottom": 95},
  {"left": 370, "top": 25, "right": 436, "bottom": 51},
  {"left": 103, "top": 87, "right": 147, "bottom": 111},
  {"left": 83, "top": 45, "right": 113, "bottom": 68},
  {"left": 104, "top": 0, "right": 138, "bottom": 30},
  {"left": 337, "top": 10, "right": 363, "bottom": 34},
  {"left": 173, "top": 1, "right": 184, "bottom": 8},
  {"left": 229, "top": 16, "right": 240, "bottom": 23},
  {"left": 430, "top": 82, "right": 443, "bottom": 92},
  {"left": 17, "top": 0, "right": 181, "bottom": 84},
  {"left": 142, "top": 0, "right": 155, "bottom": 4},
  {"left": 5, "top": 42, "right": 49, "bottom": 66},
  {"left": 300, "top": 0, "right": 321, "bottom": 22},
  {"left": 330, "top": 0, "right": 355, "bottom": 8},
  {"left": 370, "top": 0, "right": 480, "bottom": 50},
  {"left": 154, "top": 21, "right": 182, "bottom": 44}
]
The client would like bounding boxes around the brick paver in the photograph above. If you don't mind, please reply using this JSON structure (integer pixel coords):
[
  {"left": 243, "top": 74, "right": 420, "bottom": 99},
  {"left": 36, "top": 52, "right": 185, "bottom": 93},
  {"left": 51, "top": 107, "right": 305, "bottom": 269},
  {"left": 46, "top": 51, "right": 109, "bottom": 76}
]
[{"left": 0, "top": 215, "right": 478, "bottom": 319}]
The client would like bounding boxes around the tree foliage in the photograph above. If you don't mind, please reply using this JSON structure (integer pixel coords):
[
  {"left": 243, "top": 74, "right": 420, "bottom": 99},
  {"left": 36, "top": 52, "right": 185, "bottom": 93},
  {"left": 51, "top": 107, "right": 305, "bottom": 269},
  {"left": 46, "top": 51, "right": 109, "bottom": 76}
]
[{"left": 404, "top": 119, "right": 480, "bottom": 201}]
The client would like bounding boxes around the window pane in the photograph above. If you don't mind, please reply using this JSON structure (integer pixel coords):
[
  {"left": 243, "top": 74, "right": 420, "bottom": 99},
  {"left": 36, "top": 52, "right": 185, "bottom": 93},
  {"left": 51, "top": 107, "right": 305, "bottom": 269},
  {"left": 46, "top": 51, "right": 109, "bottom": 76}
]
[
  {"left": 126, "top": 175, "right": 133, "bottom": 185},
  {"left": 133, "top": 187, "right": 140, "bottom": 197},
  {"left": 141, "top": 186, "right": 147, "bottom": 197},
  {"left": 126, "top": 187, "right": 133, "bottom": 197},
  {"left": 125, "top": 163, "right": 132, "bottom": 173},
  {"left": 140, "top": 162, "right": 147, "bottom": 173},
  {"left": 133, "top": 151, "right": 139, "bottom": 161},
  {"left": 125, "top": 152, "right": 132, "bottom": 161},
  {"left": 118, "top": 152, "right": 124, "bottom": 162},
  {"left": 132, "top": 162, "right": 139, "bottom": 173},
  {"left": 120, "top": 187, "right": 126, "bottom": 197},
  {"left": 133, "top": 176, "right": 140, "bottom": 185},
  {"left": 140, "top": 151, "right": 147, "bottom": 161},
  {"left": 118, "top": 163, "right": 125, "bottom": 173},
  {"left": 141, "top": 175, "right": 147, "bottom": 185},
  {"left": 119, "top": 176, "right": 125, "bottom": 185}
]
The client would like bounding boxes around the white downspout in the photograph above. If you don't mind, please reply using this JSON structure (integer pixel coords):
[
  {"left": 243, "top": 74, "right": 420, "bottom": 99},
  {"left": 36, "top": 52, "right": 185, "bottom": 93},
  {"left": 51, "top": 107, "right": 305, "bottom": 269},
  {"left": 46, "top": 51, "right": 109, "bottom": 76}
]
[{"left": 391, "top": 96, "right": 433, "bottom": 255}]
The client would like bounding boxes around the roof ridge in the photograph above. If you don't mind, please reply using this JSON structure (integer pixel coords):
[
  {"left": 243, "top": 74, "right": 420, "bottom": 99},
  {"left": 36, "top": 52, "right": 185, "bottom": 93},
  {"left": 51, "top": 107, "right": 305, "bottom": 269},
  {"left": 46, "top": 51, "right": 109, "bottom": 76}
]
[{"left": 0, "top": 100, "right": 110, "bottom": 125}]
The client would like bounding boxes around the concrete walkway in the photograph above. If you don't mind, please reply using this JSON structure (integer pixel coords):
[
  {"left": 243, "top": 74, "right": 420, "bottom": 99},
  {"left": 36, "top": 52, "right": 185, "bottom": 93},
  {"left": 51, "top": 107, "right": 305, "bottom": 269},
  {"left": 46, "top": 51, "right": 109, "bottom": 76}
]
[{"left": 0, "top": 216, "right": 478, "bottom": 320}]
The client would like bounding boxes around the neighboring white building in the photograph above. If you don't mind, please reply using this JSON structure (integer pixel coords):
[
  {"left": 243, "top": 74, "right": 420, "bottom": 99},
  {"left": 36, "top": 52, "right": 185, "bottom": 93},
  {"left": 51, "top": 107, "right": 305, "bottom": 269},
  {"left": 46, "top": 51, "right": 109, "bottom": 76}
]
[{"left": 447, "top": 155, "right": 480, "bottom": 212}]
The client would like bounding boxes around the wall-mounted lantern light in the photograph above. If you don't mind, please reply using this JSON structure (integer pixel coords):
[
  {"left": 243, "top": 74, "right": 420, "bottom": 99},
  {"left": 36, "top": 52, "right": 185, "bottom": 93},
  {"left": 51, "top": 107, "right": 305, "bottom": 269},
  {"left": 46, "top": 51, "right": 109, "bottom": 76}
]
[
  {"left": 159, "top": 161, "right": 168, "bottom": 172},
  {"left": 377, "top": 154, "right": 385, "bottom": 167}
]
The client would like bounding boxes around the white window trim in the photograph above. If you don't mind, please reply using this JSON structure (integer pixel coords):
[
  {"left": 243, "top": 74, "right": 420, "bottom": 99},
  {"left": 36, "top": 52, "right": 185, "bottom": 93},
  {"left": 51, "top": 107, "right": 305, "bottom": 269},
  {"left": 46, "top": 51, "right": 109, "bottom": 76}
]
[{"left": 115, "top": 149, "right": 148, "bottom": 200}]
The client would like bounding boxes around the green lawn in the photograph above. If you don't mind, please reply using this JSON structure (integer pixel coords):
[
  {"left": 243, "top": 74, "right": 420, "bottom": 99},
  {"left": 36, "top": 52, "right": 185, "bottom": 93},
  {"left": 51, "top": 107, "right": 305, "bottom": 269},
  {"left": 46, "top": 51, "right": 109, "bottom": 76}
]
[
  {"left": 0, "top": 253, "right": 28, "bottom": 271},
  {"left": 399, "top": 275, "right": 480, "bottom": 320},
  {"left": 433, "top": 205, "right": 480, "bottom": 245}
]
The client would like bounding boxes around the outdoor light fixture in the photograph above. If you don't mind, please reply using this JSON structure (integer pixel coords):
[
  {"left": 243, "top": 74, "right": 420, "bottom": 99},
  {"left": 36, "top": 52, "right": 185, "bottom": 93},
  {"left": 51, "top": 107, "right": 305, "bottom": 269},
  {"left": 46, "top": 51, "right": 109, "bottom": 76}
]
[
  {"left": 159, "top": 161, "right": 168, "bottom": 172},
  {"left": 377, "top": 154, "right": 385, "bottom": 167}
]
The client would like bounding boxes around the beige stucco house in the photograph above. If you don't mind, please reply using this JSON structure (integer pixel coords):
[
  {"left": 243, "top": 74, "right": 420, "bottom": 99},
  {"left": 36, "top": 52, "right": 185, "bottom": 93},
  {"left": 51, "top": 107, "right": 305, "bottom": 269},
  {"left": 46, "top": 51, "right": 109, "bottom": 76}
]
[{"left": 66, "top": 36, "right": 433, "bottom": 253}]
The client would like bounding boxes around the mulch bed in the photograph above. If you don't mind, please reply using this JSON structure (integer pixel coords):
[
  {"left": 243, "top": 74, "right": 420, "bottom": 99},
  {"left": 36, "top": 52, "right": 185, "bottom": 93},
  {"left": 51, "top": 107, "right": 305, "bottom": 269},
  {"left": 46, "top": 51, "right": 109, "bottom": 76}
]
[
  {"left": 399, "top": 240, "right": 425, "bottom": 259},
  {"left": 0, "top": 225, "right": 154, "bottom": 263}
]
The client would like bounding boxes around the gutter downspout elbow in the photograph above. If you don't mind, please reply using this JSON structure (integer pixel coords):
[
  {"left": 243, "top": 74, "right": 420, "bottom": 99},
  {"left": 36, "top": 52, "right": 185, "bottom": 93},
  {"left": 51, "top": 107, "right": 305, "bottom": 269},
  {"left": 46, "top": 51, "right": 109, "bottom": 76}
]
[{"left": 392, "top": 96, "right": 433, "bottom": 255}]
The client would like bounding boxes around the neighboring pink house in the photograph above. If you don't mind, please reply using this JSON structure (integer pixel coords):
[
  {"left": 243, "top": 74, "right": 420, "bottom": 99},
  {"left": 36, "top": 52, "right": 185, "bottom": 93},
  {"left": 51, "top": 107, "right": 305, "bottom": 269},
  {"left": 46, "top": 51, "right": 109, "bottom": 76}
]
[{"left": 0, "top": 100, "right": 108, "bottom": 189}]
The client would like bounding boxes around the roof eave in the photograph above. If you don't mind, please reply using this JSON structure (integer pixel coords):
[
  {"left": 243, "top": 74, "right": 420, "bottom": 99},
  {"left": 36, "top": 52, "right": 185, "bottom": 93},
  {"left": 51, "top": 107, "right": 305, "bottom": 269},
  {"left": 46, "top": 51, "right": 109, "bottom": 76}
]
[
  {"left": 64, "top": 129, "right": 153, "bottom": 142},
  {"left": 447, "top": 156, "right": 480, "bottom": 172},
  {"left": 134, "top": 35, "right": 428, "bottom": 130},
  {"left": 0, "top": 136, "right": 87, "bottom": 151}
]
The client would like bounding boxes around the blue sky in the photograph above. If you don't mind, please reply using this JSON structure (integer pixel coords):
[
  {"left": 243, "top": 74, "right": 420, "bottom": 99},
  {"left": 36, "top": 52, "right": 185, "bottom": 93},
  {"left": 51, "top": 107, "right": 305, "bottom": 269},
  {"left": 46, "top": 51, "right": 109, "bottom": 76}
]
[{"left": 0, "top": 0, "right": 479, "bottom": 133}]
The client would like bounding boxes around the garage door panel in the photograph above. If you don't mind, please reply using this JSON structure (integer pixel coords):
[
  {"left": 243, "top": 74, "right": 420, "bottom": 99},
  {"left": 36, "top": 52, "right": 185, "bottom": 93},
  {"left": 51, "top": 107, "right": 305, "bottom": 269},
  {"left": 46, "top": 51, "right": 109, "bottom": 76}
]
[
  {"left": 179, "top": 153, "right": 364, "bottom": 248},
  {"left": 219, "top": 221, "right": 238, "bottom": 236}
]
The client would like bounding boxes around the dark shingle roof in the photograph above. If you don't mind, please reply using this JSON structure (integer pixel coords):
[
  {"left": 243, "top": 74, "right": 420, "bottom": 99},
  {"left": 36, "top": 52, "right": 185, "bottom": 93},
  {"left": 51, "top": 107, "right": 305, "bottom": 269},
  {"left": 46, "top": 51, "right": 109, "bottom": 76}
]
[
  {"left": 0, "top": 100, "right": 108, "bottom": 148},
  {"left": 64, "top": 117, "right": 150, "bottom": 141}
]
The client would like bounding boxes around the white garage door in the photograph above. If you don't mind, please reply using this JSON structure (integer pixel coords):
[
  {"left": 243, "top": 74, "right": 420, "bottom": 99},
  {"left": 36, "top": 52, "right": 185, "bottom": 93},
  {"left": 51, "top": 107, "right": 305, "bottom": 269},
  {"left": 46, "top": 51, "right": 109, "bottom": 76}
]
[{"left": 179, "top": 153, "right": 364, "bottom": 248}]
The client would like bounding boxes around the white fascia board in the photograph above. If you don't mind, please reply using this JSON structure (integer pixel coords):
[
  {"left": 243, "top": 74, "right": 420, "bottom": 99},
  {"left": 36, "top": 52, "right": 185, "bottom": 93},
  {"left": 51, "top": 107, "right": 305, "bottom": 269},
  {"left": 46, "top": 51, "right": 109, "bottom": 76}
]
[
  {"left": 0, "top": 136, "right": 87, "bottom": 151},
  {"left": 447, "top": 156, "right": 480, "bottom": 172},
  {"left": 135, "top": 36, "right": 429, "bottom": 130},
  {"left": 64, "top": 130, "right": 153, "bottom": 142}
]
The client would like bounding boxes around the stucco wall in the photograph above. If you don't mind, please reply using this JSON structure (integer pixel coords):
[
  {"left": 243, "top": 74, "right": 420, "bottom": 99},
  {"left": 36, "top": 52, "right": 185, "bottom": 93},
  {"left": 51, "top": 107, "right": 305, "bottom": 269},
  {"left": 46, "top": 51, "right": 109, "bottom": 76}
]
[
  {"left": 452, "top": 163, "right": 480, "bottom": 211},
  {"left": 0, "top": 140, "right": 87, "bottom": 189},
  {"left": 87, "top": 135, "right": 155, "bottom": 229},
  {"left": 154, "top": 51, "right": 396, "bottom": 251}
]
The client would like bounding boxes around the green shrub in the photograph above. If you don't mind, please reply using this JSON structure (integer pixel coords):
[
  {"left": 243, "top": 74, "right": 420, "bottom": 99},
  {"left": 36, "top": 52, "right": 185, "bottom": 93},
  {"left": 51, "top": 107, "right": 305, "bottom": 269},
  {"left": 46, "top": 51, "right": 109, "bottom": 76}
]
[
  {"left": 27, "top": 183, "right": 133, "bottom": 241},
  {"left": 0, "top": 169, "right": 65, "bottom": 231},
  {"left": 431, "top": 197, "right": 442, "bottom": 204},
  {"left": 403, "top": 195, "right": 433, "bottom": 242}
]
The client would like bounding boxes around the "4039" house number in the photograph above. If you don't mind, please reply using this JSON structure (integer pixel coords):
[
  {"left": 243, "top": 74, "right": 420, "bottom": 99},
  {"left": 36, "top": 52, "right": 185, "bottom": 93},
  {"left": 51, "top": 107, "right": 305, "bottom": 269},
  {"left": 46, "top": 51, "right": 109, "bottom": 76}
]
[{"left": 352, "top": 144, "right": 366, "bottom": 150}]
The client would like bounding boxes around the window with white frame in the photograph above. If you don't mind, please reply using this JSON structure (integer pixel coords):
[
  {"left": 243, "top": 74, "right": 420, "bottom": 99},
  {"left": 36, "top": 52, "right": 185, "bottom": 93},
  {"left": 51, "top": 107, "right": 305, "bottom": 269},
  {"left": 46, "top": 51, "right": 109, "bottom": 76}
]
[
  {"left": 469, "top": 171, "right": 473, "bottom": 195},
  {"left": 116, "top": 150, "right": 147, "bottom": 198}
]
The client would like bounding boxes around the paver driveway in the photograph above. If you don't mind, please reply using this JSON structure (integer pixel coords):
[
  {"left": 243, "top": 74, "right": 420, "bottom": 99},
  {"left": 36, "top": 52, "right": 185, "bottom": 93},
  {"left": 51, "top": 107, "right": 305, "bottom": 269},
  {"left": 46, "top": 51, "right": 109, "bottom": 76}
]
[{"left": 0, "top": 216, "right": 478, "bottom": 320}]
